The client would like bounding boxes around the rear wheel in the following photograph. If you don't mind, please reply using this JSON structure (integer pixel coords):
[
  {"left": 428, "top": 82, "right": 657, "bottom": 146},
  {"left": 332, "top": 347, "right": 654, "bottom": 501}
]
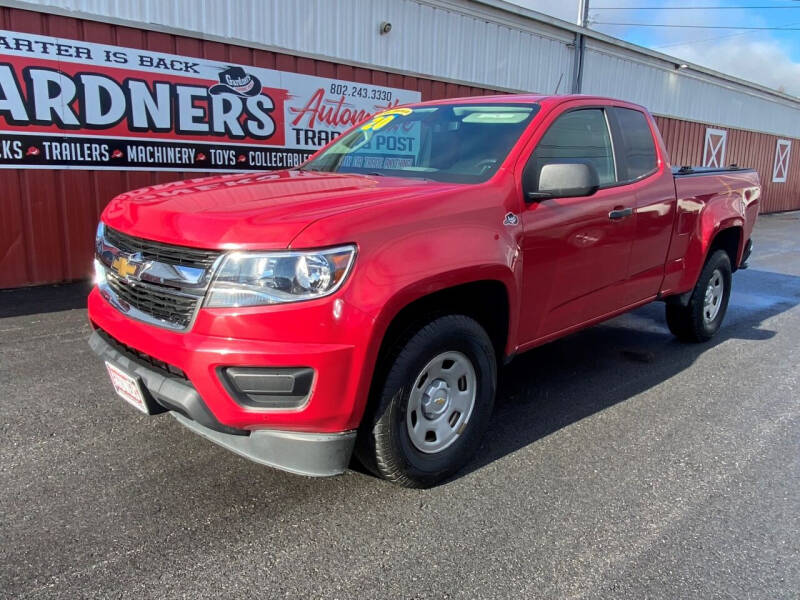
[
  {"left": 356, "top": 315, "right": 497, "bottom": 488},
  {"left": 666, "top": 249, "right": 732, "bottom": 342}
]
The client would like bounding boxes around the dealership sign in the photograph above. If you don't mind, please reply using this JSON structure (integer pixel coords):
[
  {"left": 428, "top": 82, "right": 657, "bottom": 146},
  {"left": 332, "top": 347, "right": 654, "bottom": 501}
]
[{"left": 0, "top": 30, "right": 420, "bottom": 171}]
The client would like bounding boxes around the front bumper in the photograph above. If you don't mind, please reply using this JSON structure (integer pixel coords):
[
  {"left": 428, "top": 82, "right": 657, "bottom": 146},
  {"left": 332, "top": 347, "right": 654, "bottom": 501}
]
[
  {"left": 89, "top": 328, "right": 357, "bottom": 476},
  {"left": 87, "top": 287, "right": 374, "bottom": 433},
  {"left": 171, "top": 413, "right": 356, "bottom": 477}
]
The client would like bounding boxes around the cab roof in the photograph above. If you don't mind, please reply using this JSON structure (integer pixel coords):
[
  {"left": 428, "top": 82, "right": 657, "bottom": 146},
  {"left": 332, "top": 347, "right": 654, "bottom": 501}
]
[{"left": 405, "top": 94, "right": 647, "bottom": 112}]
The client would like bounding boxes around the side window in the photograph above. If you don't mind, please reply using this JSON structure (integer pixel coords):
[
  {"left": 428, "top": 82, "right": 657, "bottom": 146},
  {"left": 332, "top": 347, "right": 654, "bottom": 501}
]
[
  {"left": 612, "top": 107, "right": 658, "bottom": 181},
  {"left": 528, "top": 108, "right": 617, "bottom": 187}
]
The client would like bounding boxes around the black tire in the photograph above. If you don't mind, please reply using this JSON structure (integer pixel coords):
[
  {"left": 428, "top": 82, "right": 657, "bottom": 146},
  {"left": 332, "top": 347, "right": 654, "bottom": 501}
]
[
  {"left": 356, "top": 315, "right": 497, "bottom": 488},
  {"left": 665, "top": 249, "right": 732, "bottom": 343}
]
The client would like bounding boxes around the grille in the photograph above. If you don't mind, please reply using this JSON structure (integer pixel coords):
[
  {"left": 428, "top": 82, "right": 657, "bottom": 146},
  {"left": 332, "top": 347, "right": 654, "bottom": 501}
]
[
  {"left": 105, "top": 227, "right": 219, "bottom": 270},
  {"left": 95, "top": 326, "right": 187, "bottom": 380},
  {"left": 106, "top": 270, "right": 199, "bottom": 329}
]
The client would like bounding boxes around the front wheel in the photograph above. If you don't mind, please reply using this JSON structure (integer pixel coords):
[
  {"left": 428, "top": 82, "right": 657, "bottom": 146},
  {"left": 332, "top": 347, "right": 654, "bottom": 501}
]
[
  {"left": 356, "top": 315, "right": 497, "bottom": 488},
  {"left": 665, "top": 249, "right": 732, "bottom": 342}
]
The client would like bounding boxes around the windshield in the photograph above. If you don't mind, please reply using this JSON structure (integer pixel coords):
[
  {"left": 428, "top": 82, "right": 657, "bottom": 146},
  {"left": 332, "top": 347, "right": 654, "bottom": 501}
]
[{"left": 301, "top": 103, "right": 540, "bottom": 183}]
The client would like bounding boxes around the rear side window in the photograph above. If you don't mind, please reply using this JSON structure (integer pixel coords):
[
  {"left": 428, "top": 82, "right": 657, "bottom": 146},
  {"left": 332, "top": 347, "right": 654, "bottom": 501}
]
[
  {"left": 611, "top": 107, "right": 658, "bottom": 181},
  {"left": 528, "top": 108, "right": 617, "bottom": 186}
]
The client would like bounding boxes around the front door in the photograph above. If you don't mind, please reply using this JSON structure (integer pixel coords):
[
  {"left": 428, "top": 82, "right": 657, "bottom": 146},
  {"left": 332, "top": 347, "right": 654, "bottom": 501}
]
[{"left": 517, "top": 107, "right": 636, "bottom": 344}]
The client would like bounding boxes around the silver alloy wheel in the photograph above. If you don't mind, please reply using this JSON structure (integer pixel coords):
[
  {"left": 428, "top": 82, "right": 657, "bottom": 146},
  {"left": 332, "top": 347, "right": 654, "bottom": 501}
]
[
  {"left": 406, "top": 351, "right": 477, "bottom": 454},
  {"left": 703, "top": 268, "right": 724, "bottom": 324}
]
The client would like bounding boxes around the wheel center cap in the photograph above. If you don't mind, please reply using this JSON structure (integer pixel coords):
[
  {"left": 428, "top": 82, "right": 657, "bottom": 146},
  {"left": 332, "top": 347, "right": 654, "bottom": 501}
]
[{"left": 421, "top": 379, "right": 450, "bottom": 418}]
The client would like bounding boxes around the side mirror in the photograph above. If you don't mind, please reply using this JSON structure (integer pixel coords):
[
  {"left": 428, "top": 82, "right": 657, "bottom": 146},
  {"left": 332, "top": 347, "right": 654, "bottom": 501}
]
[{"left": 525, "top": 161, "right": 600, "bottom": 202}]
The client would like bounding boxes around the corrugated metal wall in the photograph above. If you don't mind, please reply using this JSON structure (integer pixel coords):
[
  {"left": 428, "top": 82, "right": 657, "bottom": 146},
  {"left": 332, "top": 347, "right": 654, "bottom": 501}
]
[
  {"left": 16, "top": 0, "right": 800, "bottom": 138},
  {"left": 18, "top": 0, "right": 575, "bottom": 99},
  {"left": 583, "top": 39, "right": 800, "bottom": 139},
  {"left": 0, "top": 6, "right": 502, "bottom": 289},
  {"left": 655, "top": 116, "right": 800, "bottom": 214}
]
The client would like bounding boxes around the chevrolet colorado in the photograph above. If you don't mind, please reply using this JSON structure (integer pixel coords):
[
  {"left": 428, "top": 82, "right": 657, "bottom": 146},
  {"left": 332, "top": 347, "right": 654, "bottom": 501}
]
[{"left": 89, "top": 95, "right": 759, "bottom": 487}]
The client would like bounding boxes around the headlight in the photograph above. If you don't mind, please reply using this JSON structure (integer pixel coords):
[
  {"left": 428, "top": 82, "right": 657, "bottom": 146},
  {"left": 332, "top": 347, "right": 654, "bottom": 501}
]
[
  {"left": 205, "top": 246, "right": 356, "bottom": 308},
  {"left": 95, "top": 221, "right": 105, "bottom": 253},
  {"left": 93, "top": 258, "right": 107, "bottom": 286}
]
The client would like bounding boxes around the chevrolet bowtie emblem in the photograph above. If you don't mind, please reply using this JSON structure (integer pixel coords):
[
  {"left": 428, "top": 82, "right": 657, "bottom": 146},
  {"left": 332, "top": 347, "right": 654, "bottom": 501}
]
[{"left": 111, "top": 256, "right": 138, "bottom": 278}]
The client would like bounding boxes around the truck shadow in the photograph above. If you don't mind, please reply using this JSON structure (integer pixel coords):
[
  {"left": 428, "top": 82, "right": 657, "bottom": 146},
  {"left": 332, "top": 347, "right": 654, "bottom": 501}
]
[
  {"left": 0, "top": 281, "right": 91, "bottom": 318},
  {"left": 456, "top": 267, "right": 800, "bottom": 480}
]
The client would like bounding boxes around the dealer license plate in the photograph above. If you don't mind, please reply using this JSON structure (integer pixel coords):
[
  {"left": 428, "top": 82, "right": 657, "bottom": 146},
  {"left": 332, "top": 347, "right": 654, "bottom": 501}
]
[{"left": 105, "top": 361, "right": 149, "bottom": 414}]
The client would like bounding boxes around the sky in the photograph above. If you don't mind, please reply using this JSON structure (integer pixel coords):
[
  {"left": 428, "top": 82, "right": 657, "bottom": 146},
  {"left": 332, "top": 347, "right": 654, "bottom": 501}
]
[{"left": 506, "top": 0, "right": 800, "bottom": 97}]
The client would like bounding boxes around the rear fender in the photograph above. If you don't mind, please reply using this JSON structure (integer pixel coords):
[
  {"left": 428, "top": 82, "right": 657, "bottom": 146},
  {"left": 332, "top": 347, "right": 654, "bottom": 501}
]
[
  {"left": 663, "top": 169, "right": 759, "bottom": 298},
  {"left": 670, "top": 208, "right": 743, "bottom": 303}
]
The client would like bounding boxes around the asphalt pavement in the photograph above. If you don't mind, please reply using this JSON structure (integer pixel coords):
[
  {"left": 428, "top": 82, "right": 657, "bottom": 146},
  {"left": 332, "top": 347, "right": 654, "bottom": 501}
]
[{"left": 2, "top": 213, "right": 799, "bottom": 599}]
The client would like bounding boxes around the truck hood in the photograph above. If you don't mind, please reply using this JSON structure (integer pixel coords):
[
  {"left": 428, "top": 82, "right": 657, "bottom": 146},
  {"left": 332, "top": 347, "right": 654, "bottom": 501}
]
[{"left": 102, "top": 170, "right": 454, "bottom": 249}]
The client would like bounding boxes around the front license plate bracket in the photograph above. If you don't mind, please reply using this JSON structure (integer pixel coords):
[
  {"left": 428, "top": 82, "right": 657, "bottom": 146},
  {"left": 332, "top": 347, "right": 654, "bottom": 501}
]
[{"left": 105, "top": 361, "right": 157, "bottom": 415}]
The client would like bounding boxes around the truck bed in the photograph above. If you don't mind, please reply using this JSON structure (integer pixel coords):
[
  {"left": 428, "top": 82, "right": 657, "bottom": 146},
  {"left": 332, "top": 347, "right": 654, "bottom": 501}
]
[
  {"left": 671, "top": 166, "right": 756, "bottom": 177},
  {"left": 658, "top": 166, "right": 760, "bottom": 297}
]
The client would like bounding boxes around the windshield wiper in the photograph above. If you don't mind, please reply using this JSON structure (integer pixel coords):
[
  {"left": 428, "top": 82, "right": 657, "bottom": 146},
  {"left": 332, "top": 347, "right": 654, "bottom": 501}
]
[{"left": 366, "top": 171, "right": 385, "bottom": 176}]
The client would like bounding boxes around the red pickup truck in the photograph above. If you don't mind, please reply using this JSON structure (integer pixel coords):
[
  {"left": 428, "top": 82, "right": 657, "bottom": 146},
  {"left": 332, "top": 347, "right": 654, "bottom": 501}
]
[{"left": 89, "top": 94, "right": 759, "bottom": 487}]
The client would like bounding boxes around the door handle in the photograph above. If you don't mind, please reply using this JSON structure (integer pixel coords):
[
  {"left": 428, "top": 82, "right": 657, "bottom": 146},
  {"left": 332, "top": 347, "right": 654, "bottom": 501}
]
[{"left": 608, "top": 207, "right": 633, "bottom": 220}]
